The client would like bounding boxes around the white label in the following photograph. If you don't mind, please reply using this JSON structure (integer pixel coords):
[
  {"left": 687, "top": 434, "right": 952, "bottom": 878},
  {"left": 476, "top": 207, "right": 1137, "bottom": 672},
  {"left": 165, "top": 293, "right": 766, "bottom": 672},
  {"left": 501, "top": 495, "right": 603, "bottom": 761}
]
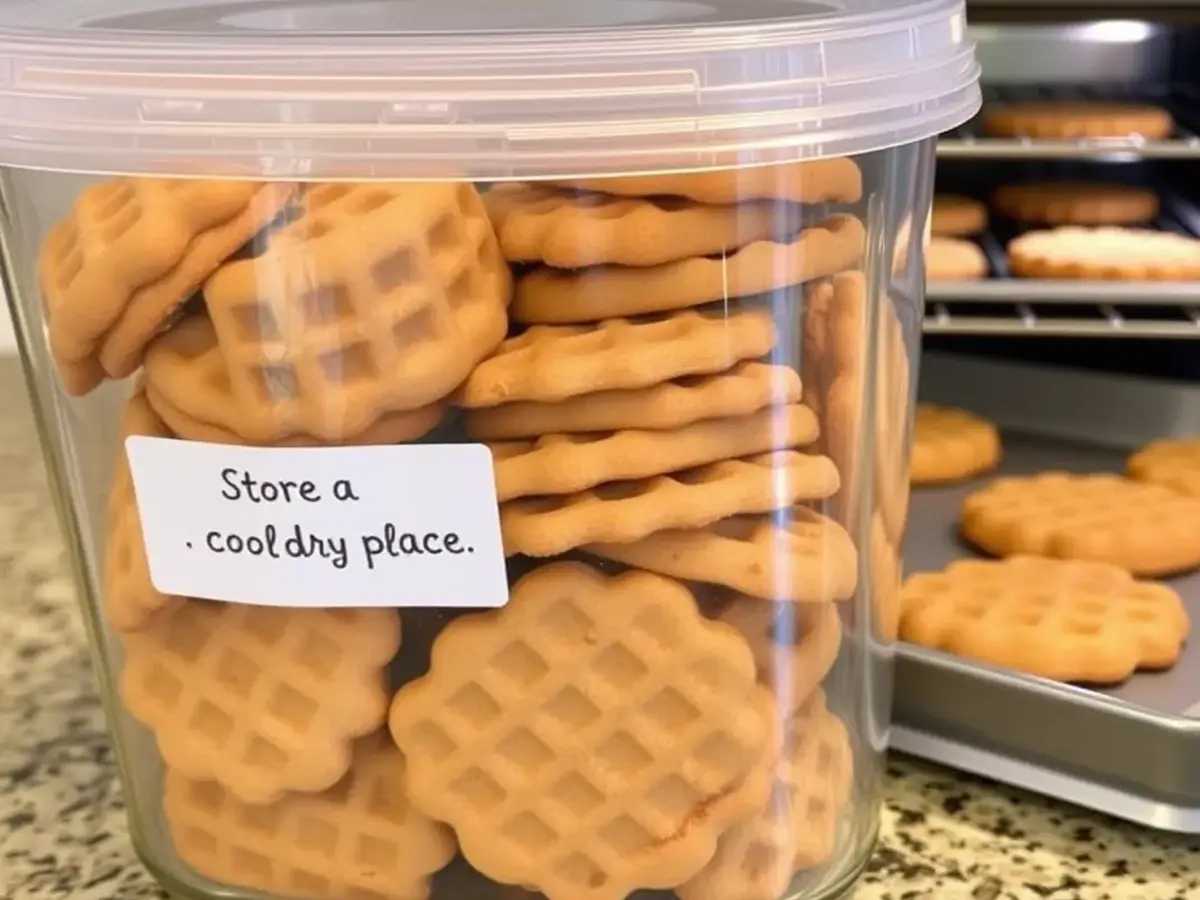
[{"left": 125, "top": 437, "right": 508, "bottom": 609}]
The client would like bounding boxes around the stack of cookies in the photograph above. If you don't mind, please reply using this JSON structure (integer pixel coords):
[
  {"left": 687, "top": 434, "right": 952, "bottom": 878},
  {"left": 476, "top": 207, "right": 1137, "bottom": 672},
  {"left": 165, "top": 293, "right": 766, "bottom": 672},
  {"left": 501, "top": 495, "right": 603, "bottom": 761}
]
[{"left": 41, "top": 161, "right": 884, "bottom": 900}]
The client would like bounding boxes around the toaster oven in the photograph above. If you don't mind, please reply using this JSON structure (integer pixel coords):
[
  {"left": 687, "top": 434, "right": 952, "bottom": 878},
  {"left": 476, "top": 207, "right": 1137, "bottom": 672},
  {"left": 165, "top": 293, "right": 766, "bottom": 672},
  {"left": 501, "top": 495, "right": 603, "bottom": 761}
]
[{"left": 892, "top": 2, "right": 1200, "bottom": 834}]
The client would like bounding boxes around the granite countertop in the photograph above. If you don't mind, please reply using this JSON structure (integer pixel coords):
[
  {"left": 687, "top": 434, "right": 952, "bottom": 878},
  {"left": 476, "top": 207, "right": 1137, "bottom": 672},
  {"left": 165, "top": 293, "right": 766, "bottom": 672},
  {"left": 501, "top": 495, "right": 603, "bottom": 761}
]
[{"left": 1, "top": 357, "right": 1198, "bottom": 900}]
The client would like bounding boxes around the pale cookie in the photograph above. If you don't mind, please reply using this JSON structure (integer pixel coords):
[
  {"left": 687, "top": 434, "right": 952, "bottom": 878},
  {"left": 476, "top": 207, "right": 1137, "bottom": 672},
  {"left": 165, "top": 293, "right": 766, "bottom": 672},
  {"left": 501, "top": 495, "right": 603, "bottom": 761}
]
[
  {"left": 465, "top": 362, "right": 801, "bottom": 440},
  {"left": 707, "top": 592, "right": 843, "bottom": 715},
  {"left": 485, "top": 183, "right": 808, "bottom": 268},
  {"left": 490, "top": 404, "right": 819, "bottom": 502},
  {"left": 927, "top": 237, "right": 988, "bottom": 281},
  {"left": 931, "top": 195, "right": 987, "bottom": 237},
  {"left": 982, "top": 102, "right": 1174, "bottom": 141},
  {"left": 203, "top": 181, "right": 511, "bottom": 439},
  {"left": 901, "top": 556, "right": 1191, "bottom": 683},
  {"left": 389, "top": 562, "right": 775, "bottom": 900},
  {"left": 458, "top": 308, "right": 777, "bottom": 408},
  {"left": 501, "top": 451, "right": 840, "bottom": 557},
  {"left": 164, "top": 737, "right": 455, "bottom": 900},
  {"left": 992, "top": 182, "right": 1160, "bottom": 226},
  {"left": 39, "top": 177, "right": 294, "bottom": 396},
  {"left": 677, "top": 691, "right": 854, "bottom": 900},
  {"left": 512, "top": 214, "right": 865, "bottom": 324},
  {"left": 960, "top": 472, "right": 1200, "bottom": 577},
  {"left": 122, "top": 602, "right": 401, "bottom": 804},
  {"left": 553, "top": 158, "right": 863, "bottom": 205},
  {"left": 587, "top": 508, "right": 858, "bottom": 603},
  {"left": 1008, "top": 227, "right": 1200, "bottom": 281},
  {"left": 911, "top": 404, "right": 1001, "bottom": 486},
  {"left": 1128, "top": 438, "right": 1200, "bottom": 499},
  {"left": 145, "top": 316, "right": 446, "bottom": 445},
  {"left": 105, "top": 392, "right": 181, "bottom": 633}
]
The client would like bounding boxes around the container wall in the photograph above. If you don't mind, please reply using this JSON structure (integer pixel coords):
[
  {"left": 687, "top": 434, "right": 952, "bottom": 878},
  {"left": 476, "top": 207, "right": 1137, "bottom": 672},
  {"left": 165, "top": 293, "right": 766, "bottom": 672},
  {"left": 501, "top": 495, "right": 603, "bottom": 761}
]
[{"left": 0, "top": 143, "right": 934, "bottom": 900}]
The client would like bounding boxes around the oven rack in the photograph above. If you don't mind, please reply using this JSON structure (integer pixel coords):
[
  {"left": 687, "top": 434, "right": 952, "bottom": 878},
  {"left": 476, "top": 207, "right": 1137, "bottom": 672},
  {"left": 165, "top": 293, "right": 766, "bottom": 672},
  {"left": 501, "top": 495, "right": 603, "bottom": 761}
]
[
  {"left": 923, "top": 187, "right": 1200, "bottom": 337},
  {"left": 937, "top": 84, "right": 1200, "bottom": 159}
]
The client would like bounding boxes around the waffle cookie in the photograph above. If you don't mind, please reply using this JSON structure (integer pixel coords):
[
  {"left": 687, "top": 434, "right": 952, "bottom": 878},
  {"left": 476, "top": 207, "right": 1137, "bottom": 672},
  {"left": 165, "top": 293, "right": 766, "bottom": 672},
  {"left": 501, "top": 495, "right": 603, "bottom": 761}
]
[
  {"left": 458, "top": 309, "right": 777, "bottom": 408},
  {"left": 1008, "top": 227, "right": 1200, "bottom": 281},
  {"left": 553, "top": 158, "right": 863, "bottom": 205},
  {"left": 869, "top": 512, "right": 903, "bottom": 643},
  {"left": 144, "top": 316, "right": 446, "bottom": 445},
  {"left": 960, "top": 472, "right": 1200, "bottom": 577},
  {"left": 982, "top": 101, "right": 1174, "bottom": 141},
  {"left": 465, "top": 362, "right": 802, "bottom": 441},
  {"left": 901, "top": 557, "right": 1190, "bottom": 683},
  {"left": 587, "top": 508, "right": 858, "bottom": 603},
  {"left": 500, "top": 451, "right": 840, "bottom": 558},
  {"left": 511, "top": 214, "right": 866, "bottom": 324},
  {"left": 485, "top": 184, "right": 808, "bottom": 268},
  {"left": 202, "top": 182, "right": 511, "bottom": 440},
  {"left": 1128, "top": 438, "right": 1200, "bottom": 499},
  {"left": 164, "top": 737, "right": 455, "bottom": 900},
  {"left": 992, "top": 182, "right": 1160, "bottom": 226},
  {"left": 388, "top": 562, "right": 774, "bottom": 900},
  {"left": 708, "top": 591, "right": 843, "bottom": 715},
  {"left": 677, "top": 691, "right": 854, "bottom": 900},
  {"left": 927, "top": 237, "right": 988, "bottom": 281},
  {"left": 105, "top": 391, "right": 181, "bottom": 633},
  {"left": 910, "top": 404, "right": 1001, "bottom": 486},
  {"left": 122, "top": 602, "right": 401, "bottom": 804},
  {"left": 873, "top": 299, "right": 913, "bottom": 546},
  {"left": 39, "top": 177, "right": 293, "bottom": 396},
  {"left": 931, "top": 195, "right": 987, "bottom": 237},
  {"left": 489, "top": 404, "right": 820, "bottom": 502}
]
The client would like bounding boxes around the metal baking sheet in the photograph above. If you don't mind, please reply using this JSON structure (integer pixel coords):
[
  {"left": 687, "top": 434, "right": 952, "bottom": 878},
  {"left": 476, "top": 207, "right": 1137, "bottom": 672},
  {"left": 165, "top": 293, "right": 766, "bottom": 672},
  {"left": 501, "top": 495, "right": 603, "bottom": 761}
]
[{"left": 891, "top": 354, "right": 1200, "bottom": 833}]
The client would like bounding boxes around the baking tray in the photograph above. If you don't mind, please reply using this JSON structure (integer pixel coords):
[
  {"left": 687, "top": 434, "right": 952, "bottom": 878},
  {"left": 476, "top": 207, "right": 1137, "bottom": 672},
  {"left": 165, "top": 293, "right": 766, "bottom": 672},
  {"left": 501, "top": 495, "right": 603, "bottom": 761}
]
[{"left": 891, "top": 351, "right": 1200, "bottom": 833}]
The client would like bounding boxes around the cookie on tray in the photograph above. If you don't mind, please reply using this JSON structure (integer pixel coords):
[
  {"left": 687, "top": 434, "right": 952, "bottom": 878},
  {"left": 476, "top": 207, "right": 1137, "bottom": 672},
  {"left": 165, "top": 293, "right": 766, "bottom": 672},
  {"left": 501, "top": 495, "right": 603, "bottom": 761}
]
[
  {"left": 164, "top": 736, "right": 455, "bottom": 900},
  {"left": 511, "top": 214, "right": 865, "bottom": 324},
  {"left": 960, "top": 472, "right": 1200, "bottom": 577},
  {"left": 910, "top": 403, "right": 1001, "bottom": 486},
  {"left": 1008, "top": 227, "right": 1200, "bottom": 281},
  {"left": 981, "top": 101, "right": 1174, "bottom": 141},
  {"left": 202, "top": 181, "right": 511, "bottom": 440},
  {"left": 992, "top": 182, "right": 1160, "bottom": 226},
  {"left": 1128, "top": 438, "right": 1200, "bottom": 499},
  {"left": 901, "top": 556, "right": 1190, "bottom": 683},
  {"left": 38, "top": 177, "right": 293, "bottom": 395},
  {"left": 931, "top": 195, "right": 987, "bottom": 237},
  {"left": 927, "top": 237, "right": 988, "bottom": 281},
  {"left": 389, "top": 561, "right": 775, "bottom": 900}
]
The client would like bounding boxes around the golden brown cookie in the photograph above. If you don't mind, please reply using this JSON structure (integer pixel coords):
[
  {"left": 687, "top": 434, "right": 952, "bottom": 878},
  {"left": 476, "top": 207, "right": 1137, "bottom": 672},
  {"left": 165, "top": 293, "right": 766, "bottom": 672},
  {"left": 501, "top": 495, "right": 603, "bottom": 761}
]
[
  {"left": 464, "top": 362, "right": 801, "bottom": 440},
  {"left": 164, "top": 737, "right": 455, "bottom": 900},
  {"left": 389, "top": 562, "right": 775, "bottom": 900},
  {"left": 587, "top": 508, "right": 858, "bottom": 603},
  {"left": 1128, "top": 438, "right": 1200, "bottom": 499},
  {"left": 910, "top": 404, "right": 1001, "bottom": 486},
  {"left": 868, "top": 512, "right": 903, "bottom": 643},
  {"left": 500, "top": 451, "right": 840, "bottom": 557},
  {"left": 458, "top": 308, "right": 777, "bottom": 408},
  {"left": 1008, "top": 227, "right": 1200, "bottom": 281},
  {"left": 203, "top": 182, "right": 511, "bottom": 439},
  {"left": 873, "top": 299, "right": 913, "bottom": 546},
  {"left": 927, "top": 237, "right": 988, "bottom": 281},
  {"left": 931, "top": 195, "right": 987, "bottom": 237},
  {"left": 982, "top": 102, "right": 1174, "bottom": 140},
  {"left": 489, "top": 404, "right": 819, "bottom": 502},
  {"left": 38, "top": 177, "right": 294, "bottom": 396},
  {"left": 485, "top": 184, "right": 807, "bottom": 268},
  {"left": 992, "top": 182, "right": 1160, "bottom": 226},
  {"left": 677, "top": 690, "right": 853, "bottom": 900},
  {"left": 144, "top": 316, "right": 446, "bottom": 445},
  {"left": 122, "top": 602, "right": 401, "bottom": 804},
  {"left": 960, "top": 472, "right": 1200, "bottom": 577},
  {"left": 553, "top": 158, "right": 863, "bottom": 205},
  {"left": 901, "top": 556, "right": 1190, "bottom": 683},
  {"left": 511, "top": 214, "right": 865, "bottom": 324}
]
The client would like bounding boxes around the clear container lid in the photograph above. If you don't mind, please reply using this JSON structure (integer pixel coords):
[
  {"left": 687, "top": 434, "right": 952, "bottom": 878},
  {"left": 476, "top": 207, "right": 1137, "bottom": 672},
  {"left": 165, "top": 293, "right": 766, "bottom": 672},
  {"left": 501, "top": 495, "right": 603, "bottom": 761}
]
[{"left": 0, "top": 0, "right": 980, "bottom": 179}]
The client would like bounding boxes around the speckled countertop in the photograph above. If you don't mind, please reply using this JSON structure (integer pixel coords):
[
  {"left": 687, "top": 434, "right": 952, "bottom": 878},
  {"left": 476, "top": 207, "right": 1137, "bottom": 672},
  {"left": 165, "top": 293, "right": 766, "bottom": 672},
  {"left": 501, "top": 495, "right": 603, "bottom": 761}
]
[{"left": 1, "top": 358, "right": 1197, "bottom": 900}]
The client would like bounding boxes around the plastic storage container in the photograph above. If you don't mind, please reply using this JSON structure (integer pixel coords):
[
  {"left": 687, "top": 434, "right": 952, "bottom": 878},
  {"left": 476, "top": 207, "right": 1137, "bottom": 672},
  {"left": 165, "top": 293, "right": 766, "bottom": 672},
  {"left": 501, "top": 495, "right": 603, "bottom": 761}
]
[{"left": 0, "top": 1, "right": 979, "bottom": 898}]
